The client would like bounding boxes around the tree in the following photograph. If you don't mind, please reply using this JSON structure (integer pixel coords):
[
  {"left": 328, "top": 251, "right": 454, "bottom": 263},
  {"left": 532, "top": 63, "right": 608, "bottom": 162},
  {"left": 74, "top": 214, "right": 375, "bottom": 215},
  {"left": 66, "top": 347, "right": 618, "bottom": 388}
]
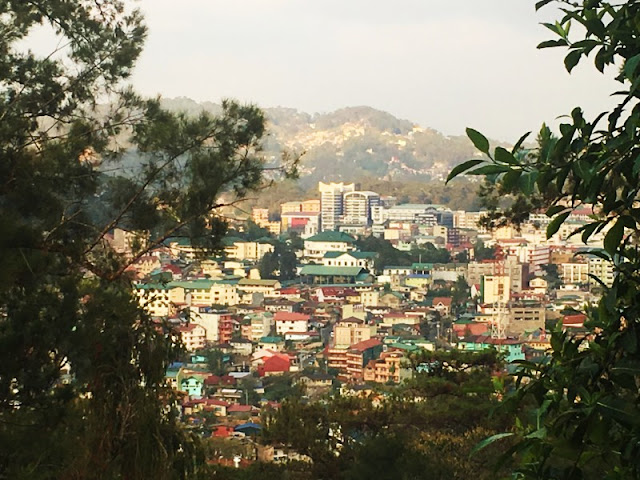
[
  {"left": 409, "top": 242, "right": 452, "bottom": 264},
  {"left": 261, "top": 350, "right": 513, "bottom": 479},
  {"left": 448, "top": 1, "right": 640, "bottom": 478},
  {"left": 258, "top": 241, "right": 297, "bottom": 281},
  {"left": 0, "top": 2, "right": 293, "bottom": 477},
  {"left": 540, "top": 263, "right": 562, "bottom": 290}
]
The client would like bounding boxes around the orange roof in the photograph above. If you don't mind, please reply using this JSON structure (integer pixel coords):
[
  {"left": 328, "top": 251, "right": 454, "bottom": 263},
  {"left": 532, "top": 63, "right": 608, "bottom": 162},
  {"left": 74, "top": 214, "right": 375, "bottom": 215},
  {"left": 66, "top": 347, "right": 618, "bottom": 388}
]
[
  {"left": 349, "top": 338, "right": 382, "bottom": 352},
  {"left": 274, "top": 311, "right": 310, "bottom": 321}
]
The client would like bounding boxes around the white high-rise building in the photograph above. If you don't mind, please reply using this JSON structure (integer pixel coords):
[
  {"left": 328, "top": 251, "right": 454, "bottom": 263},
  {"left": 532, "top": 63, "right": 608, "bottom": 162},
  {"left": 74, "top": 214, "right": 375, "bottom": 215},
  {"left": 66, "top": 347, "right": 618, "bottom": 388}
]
[
  {"left": 342, "top": 191, "right": 380, "bottom": 225},
  {"left": 319, "top": 182, "right": 354, "bottom": 231}
]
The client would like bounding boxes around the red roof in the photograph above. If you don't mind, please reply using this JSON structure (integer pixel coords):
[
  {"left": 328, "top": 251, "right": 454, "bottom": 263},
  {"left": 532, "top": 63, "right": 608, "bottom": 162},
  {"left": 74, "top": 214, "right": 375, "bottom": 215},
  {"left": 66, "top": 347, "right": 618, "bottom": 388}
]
[
  {"left": 274, "top": 311, "right": 310, "bottom": 322},
  {"left": 349, "top": 338, "right": 382, "bottom": 352},
  {"left": 162, "top": 264, "right": 182, "bottom": 274},
  {"left": 563, "top": 314, "right": 586, "bottom": 327},
  {"left": 432, "top": 297, "right": 452, "bottom": 307},
  {"left": 258, "top": 355, "right": 290, "bottom": 376},
  {"left": 204, "top": 375, "right": 221, "bottom": 385},
  {"left": 278, "top": 287, "right": 300, "bottom": 294}
]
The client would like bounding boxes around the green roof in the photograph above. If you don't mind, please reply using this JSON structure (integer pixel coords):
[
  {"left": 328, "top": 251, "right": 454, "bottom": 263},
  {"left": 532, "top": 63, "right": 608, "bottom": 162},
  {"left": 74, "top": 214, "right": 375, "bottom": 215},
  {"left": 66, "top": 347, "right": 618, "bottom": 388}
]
[
  {"left": 259, "top": 336, "right": 284, "bottom": 343},
  {"left": 300, "top": 265, "right": 365, "bottom": 276},
  {"left": 306, "top": 231, "right": 356, "bottom": 243},
  {"left": 238, "top": 278, "right": 280, "bottom": 286},
  {"left": 389, "top": 342, "right": 419, "bottom": 352},
  {"left": 412, "top": 263, "right": 434, "bottom": 269},
  {"left": 323, "top": 251, "right": 376, "bottom": 259}
]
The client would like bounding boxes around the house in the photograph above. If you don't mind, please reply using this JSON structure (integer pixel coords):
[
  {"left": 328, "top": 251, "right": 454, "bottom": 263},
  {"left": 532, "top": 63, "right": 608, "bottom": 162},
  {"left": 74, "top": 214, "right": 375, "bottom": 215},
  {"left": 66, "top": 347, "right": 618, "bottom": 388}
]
[
  {"left": 297, "top": 373, "right": 333, "bottom": 397},
  {"left": 237, "top": 278, "right": 281, "bottom": 297},
  {"left": 363, "top": 350, "right": 408, "bottom": 383},
  {"left": 344, "top": 338, "right": 384, "bottom": 381},
  {"left": 379, "top": 291, "right": 405, "bottom": 308},
  {"left": 430, "top": 297, "right": 452, "bottom": 316},
  {"left": 227, "top": 404, "right": 258, "bottom": 417},
  {"left": 229, "top": 337, "right": 253, "bottom": 356},
  {"left": 455, "top": 335, "right": 525, "bottom": 363},
  {"left": 257, "top": 355, "right": 291, "bottom": 377},
  {"left": 274, "top": 311, "right": 310, "bottom": 336},
  {"left": 322, "top": 251, "right": 376, "bottom": 270},
  {"left": 204, "top": 399, "right": 230, "bottom": 417},
  {"left": 177, "top": 323, "right": 206, "bottom": 352},
  {"left": 300, "top": 265, "right": 373, "bottom": 286},
  {"left": 303, "top": 231, "right": 356, "bottom": 259},
  {"left": 180, "top": 375, "right": 204, "bottom": 398},
  {"left": 258, "top": 336, "right": 286, "bottom": 352}
]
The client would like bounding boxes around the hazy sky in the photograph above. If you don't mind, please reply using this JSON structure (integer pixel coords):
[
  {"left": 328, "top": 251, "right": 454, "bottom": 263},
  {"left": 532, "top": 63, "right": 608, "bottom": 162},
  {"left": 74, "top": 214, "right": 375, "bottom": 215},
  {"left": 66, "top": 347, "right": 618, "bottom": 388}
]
[{"left": 132, "top": 0, "right": 617, "bottom": 142}]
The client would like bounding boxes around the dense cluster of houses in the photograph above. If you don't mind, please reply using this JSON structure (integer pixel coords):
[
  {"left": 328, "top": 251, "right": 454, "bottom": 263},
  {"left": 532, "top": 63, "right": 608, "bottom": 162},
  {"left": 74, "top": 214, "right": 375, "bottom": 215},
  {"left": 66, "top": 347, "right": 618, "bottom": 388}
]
[{"left": 115, "top": 191, "right": 607, "bottom": 463}]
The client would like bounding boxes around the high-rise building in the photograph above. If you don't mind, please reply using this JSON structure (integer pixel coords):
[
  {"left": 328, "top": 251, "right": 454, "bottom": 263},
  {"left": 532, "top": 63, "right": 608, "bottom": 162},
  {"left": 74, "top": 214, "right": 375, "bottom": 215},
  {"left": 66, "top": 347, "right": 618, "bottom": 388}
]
[
  {"left": 319, "top": 182, "right": 354, "bottom": 231},
  {"left": 342, "top": 191, "right": 380, "bottom": 225}
]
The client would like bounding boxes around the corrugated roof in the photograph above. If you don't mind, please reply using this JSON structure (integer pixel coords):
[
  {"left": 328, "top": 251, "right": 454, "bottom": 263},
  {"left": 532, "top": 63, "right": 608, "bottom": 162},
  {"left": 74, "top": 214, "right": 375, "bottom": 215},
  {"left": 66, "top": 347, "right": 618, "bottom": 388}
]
[
  {"left": 305, "top": 231, "right": 356, "bottom": 243},
  {"left": 300, "top": 265, "right": 364, "bottom": 276}
]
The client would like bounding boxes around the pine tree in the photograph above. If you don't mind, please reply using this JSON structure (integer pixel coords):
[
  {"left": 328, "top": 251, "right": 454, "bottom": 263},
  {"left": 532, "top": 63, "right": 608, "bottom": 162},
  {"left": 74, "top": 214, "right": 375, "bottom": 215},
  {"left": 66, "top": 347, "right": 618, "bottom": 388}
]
[{"left": 0, "top": 2, "right": 292, "bottom": 478}]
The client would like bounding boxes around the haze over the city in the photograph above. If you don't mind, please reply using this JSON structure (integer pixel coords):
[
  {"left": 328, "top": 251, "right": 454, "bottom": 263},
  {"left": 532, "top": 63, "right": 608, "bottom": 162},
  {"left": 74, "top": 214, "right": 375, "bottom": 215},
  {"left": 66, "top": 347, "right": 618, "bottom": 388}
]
[{"left": 132, "top": 0, "right": 617, "bottom": 142}]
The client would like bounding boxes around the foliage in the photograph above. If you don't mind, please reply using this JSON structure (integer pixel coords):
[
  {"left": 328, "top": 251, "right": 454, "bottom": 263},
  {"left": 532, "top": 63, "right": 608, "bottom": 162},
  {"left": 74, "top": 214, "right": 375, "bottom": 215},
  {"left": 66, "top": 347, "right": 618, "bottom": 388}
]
[
  {"left": 541, "top": 263, "right": 562, "bottom": 290},
  {"left": 448, "top": 1, "right": 640, "bottom": 478},
  {"left": 207, "top": 349, "right": 230, "bottom": 376},
  {"left": 473, "top": 239, "right": 497, "bottom": 261},
  {"left": 262, "top": 373, "right": 302, "bottom": 402},
  {"left": 355, "top": 235, "right": 412, "bottom": 271},
  {"left": 261, "top": 350, "right": 512, "bottom": 479},
  {"left": 410, "top": 242, "right": 452, "bottom": 264},
  {"left": 258, "top": 241, "right": 298, "bottom": 281},
  {"left": 0, "top": 2, "right": 290, "bottom": 478}
]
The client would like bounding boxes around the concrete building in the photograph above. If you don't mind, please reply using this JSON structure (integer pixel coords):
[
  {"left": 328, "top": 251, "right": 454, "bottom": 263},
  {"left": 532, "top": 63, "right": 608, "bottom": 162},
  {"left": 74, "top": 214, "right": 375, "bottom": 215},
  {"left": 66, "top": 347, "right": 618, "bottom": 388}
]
[
  {"left": 342, "top": 191, "right": 380, "bottom": 226},
  {"left": 319, "top": 182, "right": 355, "bottom": 231}
]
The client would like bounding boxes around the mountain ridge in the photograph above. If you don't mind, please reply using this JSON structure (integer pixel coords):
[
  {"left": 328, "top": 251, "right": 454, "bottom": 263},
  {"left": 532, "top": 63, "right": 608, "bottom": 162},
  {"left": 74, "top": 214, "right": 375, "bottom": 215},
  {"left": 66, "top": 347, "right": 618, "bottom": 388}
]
[{"left": 160, "top": 97, "right": 496, "bottom": 188}]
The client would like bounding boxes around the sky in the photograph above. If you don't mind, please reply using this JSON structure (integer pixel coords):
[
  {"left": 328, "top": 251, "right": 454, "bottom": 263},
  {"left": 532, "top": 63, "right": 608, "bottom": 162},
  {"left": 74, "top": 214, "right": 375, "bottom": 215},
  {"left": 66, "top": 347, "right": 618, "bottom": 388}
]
[{"left": 130, "top": 0, "right": 617, "bottom": 142}]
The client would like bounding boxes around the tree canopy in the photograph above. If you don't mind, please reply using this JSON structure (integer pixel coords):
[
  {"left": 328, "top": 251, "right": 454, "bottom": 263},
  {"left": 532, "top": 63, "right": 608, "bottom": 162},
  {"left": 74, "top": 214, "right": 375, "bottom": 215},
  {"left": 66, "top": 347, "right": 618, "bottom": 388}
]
[
  {"left": 448, "top": 1, "right": 640, "bottom": 478},
  {"left": 0, "top": 2, "right": 291, "bottom": 478}
]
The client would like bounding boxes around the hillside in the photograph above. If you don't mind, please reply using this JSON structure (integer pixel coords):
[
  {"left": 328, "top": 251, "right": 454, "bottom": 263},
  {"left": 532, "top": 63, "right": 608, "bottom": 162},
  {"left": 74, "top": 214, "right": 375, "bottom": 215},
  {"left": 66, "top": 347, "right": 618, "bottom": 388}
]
[{"left": 159, "top": 98, "right": 490, "bottom": 189}]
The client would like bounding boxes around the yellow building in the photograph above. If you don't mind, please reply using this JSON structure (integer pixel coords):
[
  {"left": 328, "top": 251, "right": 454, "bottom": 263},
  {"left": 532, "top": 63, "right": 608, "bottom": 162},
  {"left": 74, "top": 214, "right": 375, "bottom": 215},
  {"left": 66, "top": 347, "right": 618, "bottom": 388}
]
[
  {"left": 334, "top": 317, "right": 376, "bottom": 348},
  {"left": 482, "top": 275, "right": 510, "bottom": 304}
]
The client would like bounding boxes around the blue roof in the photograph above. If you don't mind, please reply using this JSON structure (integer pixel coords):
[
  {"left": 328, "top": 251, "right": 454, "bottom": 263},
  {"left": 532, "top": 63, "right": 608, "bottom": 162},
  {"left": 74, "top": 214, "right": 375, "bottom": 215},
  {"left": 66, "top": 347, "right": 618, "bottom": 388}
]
[{"left": 234, "top": 422, "right": 262, "bottom": 431}]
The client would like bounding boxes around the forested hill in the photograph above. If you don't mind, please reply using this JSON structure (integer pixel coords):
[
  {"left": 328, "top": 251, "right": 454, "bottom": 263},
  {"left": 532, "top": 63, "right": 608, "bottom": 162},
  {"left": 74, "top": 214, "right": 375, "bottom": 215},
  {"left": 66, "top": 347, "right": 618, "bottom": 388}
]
[{"left": 160, "top": 97, "right": 496, "bottom": 189}]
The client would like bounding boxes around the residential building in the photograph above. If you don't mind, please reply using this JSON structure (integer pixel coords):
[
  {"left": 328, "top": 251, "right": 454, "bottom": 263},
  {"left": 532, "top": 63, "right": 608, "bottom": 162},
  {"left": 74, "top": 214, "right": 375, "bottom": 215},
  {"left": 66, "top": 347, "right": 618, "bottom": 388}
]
[
  {"left": 274, "top": 311, "right": 310, "bottom": 336},
  {"left": 178, "top": 324, "right": 206, "bottom": 352},
  {"left": 334, "top": 317, "right": 376, "bottom": 347},
  {"left": 303, "top": 231, "right": 356, "bottom": 259}
]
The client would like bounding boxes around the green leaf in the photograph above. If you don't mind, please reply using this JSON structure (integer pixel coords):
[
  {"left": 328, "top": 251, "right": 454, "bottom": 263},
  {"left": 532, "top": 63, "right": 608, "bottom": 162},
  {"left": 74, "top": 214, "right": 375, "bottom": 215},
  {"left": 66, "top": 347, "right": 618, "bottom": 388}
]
[
  {"left": 564, "top": 49, "right": 582, "bottom": 73},
  {"left": 445, "top": 159, "right": 485, "bottom": 184},
  {"left": 511, "top": 132, "right": 531, "bottom": 153},
  {"left": 538, "top": 39, "right": 568, "bottom": 49},
  {"left": 624, "top": 54, "right": 640, "bottom": 80},
  {"left": 546, "top": 211, "right": 571, "bottom": 239},
  {"left": 469, "top": 432, "right": 514, "bottom": 457},
  {"left": 603, "top": 220, "right": 624, "bottom": 256},
  {"left": 468, "top": 165, "right": 510, "bottom": 175},
  {"left": 466, "top": 128, "right": 490, "bottom": 153},
  {"left": 502, "top": 169, "right": 522, "bottom": 190},
  {"left": 495, "top": 146, "right": 519, "bottom": 165},
  {"left": 535, "top": 0, "right": 553, "bottom": 9},
  {"left": 581, "top": 222, "right": 601, "bottom": 244},
  {"left": 519, "top": 172, "right": 539, "bottom": 195},
  {"left": 546, "top": 205, "right": 568, "bottom": 217}
]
